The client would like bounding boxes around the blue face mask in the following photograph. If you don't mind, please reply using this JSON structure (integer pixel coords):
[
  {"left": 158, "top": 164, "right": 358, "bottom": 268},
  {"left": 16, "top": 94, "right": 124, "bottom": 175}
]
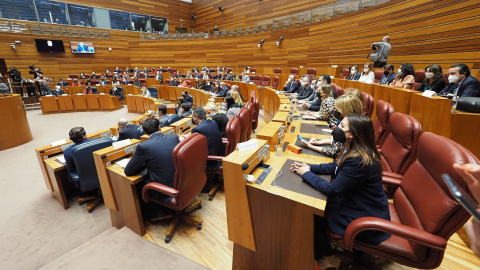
[{"left": 208, "top": 113, "right": 214, "bottom": 118}]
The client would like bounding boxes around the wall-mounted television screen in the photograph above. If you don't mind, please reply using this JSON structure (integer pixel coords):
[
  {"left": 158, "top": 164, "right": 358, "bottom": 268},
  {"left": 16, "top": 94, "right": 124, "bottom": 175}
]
[
  {"left": 70, "top": 41, "right": 95, "bottom": 53},
  {"left": 35, "top": 39, "right": 65, "bottom": 53}
]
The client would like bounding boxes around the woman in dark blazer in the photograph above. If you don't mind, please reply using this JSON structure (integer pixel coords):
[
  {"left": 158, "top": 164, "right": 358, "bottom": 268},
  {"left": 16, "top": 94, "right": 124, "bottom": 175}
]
[
  {"left": 291, "top": 114, "right": 390, "bottom": 269},
  {"left": 416, "top": 64, "right": 446, "bottom": 93}
]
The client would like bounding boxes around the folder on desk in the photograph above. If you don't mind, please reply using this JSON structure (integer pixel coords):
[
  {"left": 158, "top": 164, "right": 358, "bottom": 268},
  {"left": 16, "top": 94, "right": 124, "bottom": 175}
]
[{"left": 56, "top": 155, "right": 66, "bottom": 165}]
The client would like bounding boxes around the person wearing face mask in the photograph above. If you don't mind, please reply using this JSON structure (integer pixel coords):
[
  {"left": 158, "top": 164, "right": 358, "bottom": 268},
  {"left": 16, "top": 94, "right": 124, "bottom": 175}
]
[
  {"left": 389, "top": 63, "right": 415, "bottom": 89},
  {"left": 298, "top": 79, "right": 318, "bottom": 103},
  {"left": 182, "top": 90, "right": 193, "bottom": 106},
  {"left": 181, "top": 107, "right": 225, "bottom": 170},
  {"left": 358, "top": 63, "right": 375, "bottom": 84},
  {"left": 283, "top": 75, "right": 300, "bottom": 93},
  {"left": 379, "top": 64, "right": 396, "bottom": 85},
  {"left": 204, "top": 103, "right": 229, "bottom": 138},
  {"left": 439, "top": 64, "right": 480, "bottom": 97},
  {"left": 347, "top": 66, "right": 361, "bottom": 81},
  {"left": 290, "top": 75, "right": 313, "bottom": 100},
  {"left": 300, "top": 95, "right": 364, "bottom": 158},
  {"left": 416, "top": 64, "right": 446, "bottom": 93},
  {"left": 291, "top": 114, "right": 391, "bottom": 270},
  {"left": 179, "top": 103, "right": 192, "bottom": 118},
  {"left": 157, "top": 104, "right": 171, "bottom": 127},
  {"left": 305, "top": 84, "right": 337, "bottom": 127}
]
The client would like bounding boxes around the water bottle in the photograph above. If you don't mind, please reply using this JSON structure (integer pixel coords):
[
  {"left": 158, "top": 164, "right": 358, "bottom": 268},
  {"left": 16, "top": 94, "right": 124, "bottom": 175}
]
[{"left": 451, "top": 95, "right": 459, "bottom": 113}]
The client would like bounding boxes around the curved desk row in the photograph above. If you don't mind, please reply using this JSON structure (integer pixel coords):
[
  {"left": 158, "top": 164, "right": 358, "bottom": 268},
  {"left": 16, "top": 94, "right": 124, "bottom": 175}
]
[
  {"left": 0, "top": 94, "right": 33, "bottom": 150},
  {"left": 40, "top": 94, "right": 121, "bottom": 114}
]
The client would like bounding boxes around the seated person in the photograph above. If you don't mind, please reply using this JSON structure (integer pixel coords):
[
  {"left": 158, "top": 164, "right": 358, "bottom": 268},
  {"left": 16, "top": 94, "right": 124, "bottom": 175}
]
[
  {"left": 205, "top": 103, "right": 229, "bottom": 138},
  {"left": 390, "top": 63, "right": 415, "bottom": 89},
  {"left": 185, "top": 71, "right": 193, "bottom": 79},
  {"left": 291, "top": 76, "right": 313, "bottom": 100},
  {"left": 179, "top": 103, "right": 192, "bottom": 118},
  {"left": 57, "top": 78, "right": 68, "bottom": 86},
  {"left": 182, "top": 90, "right": 193, "bottom": 106},
  {"left": 64, "top": 127, "right": 97, "bottom": 178},
  {"left": 300, "top": 94, "right": 364, "bottom": 158},
  {"left": 241, "top": 72, "right": 250, "bottom": 83},
  {"left": 169, "top": 79, "right": 178, "bottom": 86},
  {"left": 379, "top": 64, "right": 396, "bottom": 85},
  {"left": 439, "top": 63, "right": 480, "bottom": 97},
  {"left": 109, "top": 86, "right": 120, "bottom": 96},
  {"left": 319, "top": 74, "right": 338, "bottom": 98},
  {"left": 416, "top": 64, "right": 446, "bottom": 93},
  {"left": 133, "top": 77, "right": 141, "bottom": 87},
  {"left": 154, "top": 71, "right": 163, "bottom": 82},
  {"left": 179, "top": 78, "right": 188, "bottom": 88},
  {"left": 302, "top": 87, "right": 322, "bottom": 111},
  {"left": 83, "top": 86, "right": 93, "bottom": 95},
  {"left": 125, "top": 118, "right": 180, "bottom": 205},
  {"left": 175, "top": 97, "right": 185, "bottom": 115},
  {"left": 140, "top": 87, "right": 151, "bottom": 97},
  {"left": 0, "top": 81, "right": 8, "bottom": 94},
  {"left": 117, "top": 118, "right": 144, "bottom": 141},
  {"left": 90, "top": 72, "right": 98, "bottom": 79},
  {"left": 283, "top": 75, "right": 300, "bottom": 93},
  {"left": 305, "top": 84, "right": 337, "bottom": 127},
  {"left": 215, "top": 82, "right": 228, "bottom": 97},
  {"left": 358, "top": 63, "right": 375, "bottom": 84},
  {"left": 79, "top": 72, "right": 88, "bottom": 79},
  {"left": 181, "top": 107, "right": 225, "bottom": 170},
  {"left": 157, "top": 104, "right": 171, "bottom": 127},
  {"left": 98, "top": 76, "right": 109, "bottom": 85},
  {"left": 230, "top": 85, "right": 244, "bottom": 102},
  {"left": 71, "top": 79, "right": 82, "bottom": 86},
  {"left": 51, "top": 86, "right": 65, "bottom": 96},
  {"left": 291, "top": 114, "right": 390, "bottom": 270},
  {"left": 347, "top": 66, "right": 361, "bottom": 80},
  {"left": 230, "top": 91, "right": 244, "bottom": 108},
  {"left": 225, "top": 95, "right": 241, "bottom": 119}
]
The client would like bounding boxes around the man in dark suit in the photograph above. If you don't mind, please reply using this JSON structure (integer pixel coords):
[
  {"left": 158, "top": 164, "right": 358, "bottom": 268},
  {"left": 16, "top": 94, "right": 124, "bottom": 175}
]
[
  {"left": 124, "top": 118, "right": 180, "bottom": 204},
  {"left": 64, "top": 127, "right": 97, "bottom": 176},
  {"left": 379, "top": 64, "right": 396, "bottom": 85},
  {"left": 439, "top": 64, "right": 480, "bottom": 97},
  {"left": 283, "top": 75, "right": 300, "bottom": 93},
  {"left": 347, "top": 66, "right": 361, "bottom": 80},
  {"left": 169, "top": 79, "right": 178, "bottom": 86},
  {"left": 215, "top": 82, "right": 228, "bottom": 97},
  {"left": 183, "top": 107, "right": 225, "bottom": 170},
  {"left": 117, "top": 118, "right": 144, "bottom": 141},
  {"left": 292, "top": 76, "right": 314, "bottom": 100},
  {"left": 56, "top": 78, "right": 69, "bottom": 87},
  {"left": 180, "top": 103, "right": 192, "bottom": 118},
  {"left": 157, "top": 105, "right": 171, "bottom": 127},
  {"left": 182, "top": 90, "right": 193, "bottom": 106}
]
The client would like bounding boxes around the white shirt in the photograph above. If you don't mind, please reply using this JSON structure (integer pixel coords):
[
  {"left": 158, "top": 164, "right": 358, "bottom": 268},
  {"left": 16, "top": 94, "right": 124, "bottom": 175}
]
[{"left": 358, "top": 71, "right": 375, "bottom": 84}]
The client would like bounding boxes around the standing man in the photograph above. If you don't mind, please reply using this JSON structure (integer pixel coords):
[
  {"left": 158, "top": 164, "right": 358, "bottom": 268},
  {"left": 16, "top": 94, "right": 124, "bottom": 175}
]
[{"left": 371, "top": 36, "right": 391, "bottom": 68}]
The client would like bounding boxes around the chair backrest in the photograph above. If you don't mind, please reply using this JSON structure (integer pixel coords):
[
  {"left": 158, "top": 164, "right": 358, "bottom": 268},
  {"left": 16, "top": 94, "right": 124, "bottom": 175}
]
[
  {"left": 290, "top": 68, "right": 299, "bottom": 75},
  {"left": 261, "top": 75, "right": 270, "bottom": 86},
  {"left": 374, "top": 70, "right": 384, "bottom": 83},
  {"left": 252, "top": 97, "right": 260, "bottom": 131},
  {"left": 254, "top": 75, "right": 262, "bottom": 85},
  {"left": 413, "top": 82, "right": 421, "bottom": 90},
  {"left": 225, "top": 83, "right": 231, "bottom": 90},
  {"left": 392, "top": 132, "right": 479, "bottom": 264},
  {"left": 172, "top": 133, "right": 208, "bottom": 209},
  {"left": 272, "top": 76, "right": 279, "bottom": 89},
  {"left": 415, "top": 71, "right": 425, "bottom": 83},
  {"left": 362, "top": 92, "right": 374, "bottom": 118},
  {"left": 237, "top": 108, "right": 250, "bottom": 142},
  {"left": 69, "top": 74, "right": 78, "bottom": 79},
  {"left": 165, "top": 114, "right": 181, "bottom": 126},
  {"left": 225, "top": 117, "right": 241, "bottom": 155},
  {"left": 273, "top": 68, "right": 281, "bottom": 74},
  {"left": 341, "top": 68, "right": 350, "bottom": 79},
  {"left": 250, "top": 90, "right": 256, "bottom": 102},
  {"left": 331, "top": 83, "right": 341, "bottom": 97},
  {"left": 250, "top": 68, "right": 257, "bottom": 73},
  {"left": 306, "top": 68, "right": 317, "bottom": 79},
  {"left": 336, "top": 87, "right": 345, "bottom": 97},
  {"left": 148, "top": 87, "right": 158, "bottom": 98},
  {"left": 245, "top": 102, "right": 255, "bottom": 139},
  {"left": 380, "top": 112, "right": 422, "bottom": 175},
  {"left": 373, "top": 100, "right": 394, "bottom": 147},
  {"left": 72, "top": 138, "right": 113, "bottom": 192}
]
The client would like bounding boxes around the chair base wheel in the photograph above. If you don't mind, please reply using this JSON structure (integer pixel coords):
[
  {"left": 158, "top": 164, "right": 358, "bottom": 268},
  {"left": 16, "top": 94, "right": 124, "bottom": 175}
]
[
  {"left": 88, "top": 209, "right": 93, "bottom": 213},
  {"left": 197, "top": 224, "right": 202, "bottom": 230},
  {"left": 197, "top": 204, "right": 202, "bottom": 209},
  {"left": 208, "top": 196, "right": 213, "bottom": 201},
  {"left": 165, "top": 237, "right": 171, "bottom": 243}
]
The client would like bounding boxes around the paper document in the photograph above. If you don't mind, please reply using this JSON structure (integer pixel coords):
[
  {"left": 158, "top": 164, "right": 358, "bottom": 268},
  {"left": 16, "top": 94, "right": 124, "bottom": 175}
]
[
  {"left": 115, "top": 158, "right": 130, "bottom": 168},
  {"left": 112, "top": 139, "right": 131, "bottom": 150},
  {"left": 301, "top": 114, "right": 317, "bottom": 120},
  {"left": 237, "top": 139, "right": 259, "bottom": 151},
  {"left": 56, "top": 155, "right": 66, "bottom": 164},
  {"left": 51, "top": 139, "right": 67, "bottom": 147}
]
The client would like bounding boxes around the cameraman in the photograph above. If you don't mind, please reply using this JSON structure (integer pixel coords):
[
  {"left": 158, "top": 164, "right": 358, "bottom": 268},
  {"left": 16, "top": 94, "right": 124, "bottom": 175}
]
[
  {"left": 28, "top": 65, "right": 43, "bottom": 79},
  {"left": 371, "top": 36, "right": 391, "bottom": 68},
  {"left": 7, "top": 66, "right": 23, "bottom": 96}
]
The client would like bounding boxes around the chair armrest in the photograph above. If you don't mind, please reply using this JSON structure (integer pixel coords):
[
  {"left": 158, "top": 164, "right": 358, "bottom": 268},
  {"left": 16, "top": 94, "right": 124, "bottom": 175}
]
[
  {"left": 382, "top": 172, "right": 402, "bottom": 187},
  {"left": 142, "top": 182, "right": 179, "bottom": 203},
  {"left": 208, "top": 155, "right": 225, "bottom": 162},
  {"left": 70, "top": 172, "right": 79, "bottom": 181},
  {"left": 343, "top": 217, "right": 447, "bottom": 251}
]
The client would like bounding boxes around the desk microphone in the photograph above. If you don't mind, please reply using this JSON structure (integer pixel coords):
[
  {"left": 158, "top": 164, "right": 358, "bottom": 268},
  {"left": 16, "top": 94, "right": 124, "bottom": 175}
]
[
  {"left": 241, "top": 144, "right": 270, "bottom": 170},
  {"left": 242, "top": 159, "right": 255, "bottom": 170}
]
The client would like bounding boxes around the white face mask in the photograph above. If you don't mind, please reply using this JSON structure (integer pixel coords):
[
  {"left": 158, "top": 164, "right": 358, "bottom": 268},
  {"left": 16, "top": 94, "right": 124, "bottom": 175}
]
[
  {"left": 425, "top": 72, "right": 434, "bottom": 79},
  {"left": 363, "top": 68, "right": 368, "bottom": 73},
  {"left": 301, "top": 81, "right": 306, "bottom": 86},
  {"left": 397, "top": 69, "right": 402, "bottom": 75},
  {"left": 351, "top": 70, "right": 355, "bottom": 74},
  {"left": 448, "top": 74, "right": 460, "bottom": 84}
]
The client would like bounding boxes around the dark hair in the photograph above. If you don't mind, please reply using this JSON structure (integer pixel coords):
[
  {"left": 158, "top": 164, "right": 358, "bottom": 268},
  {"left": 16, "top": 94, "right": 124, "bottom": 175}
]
[
  {"left": 182, "top": 90, "right": 188, "bottom": 95},
  {"left": 321, "top": 74, "right": 331, "bottom": 84},
  {"left": 362, "top": 63, "right": 373, "bottom": 75},
  {"left": 424, "top": 64, "right": 443, "bottom": 86},
  {"left": 69, "top": 127, "right": 86, "bottom": 143},
  {"left": 177, "top": 97, "right": 185, "bottom": 105},
  {"left": 451, "top": 64, "right": 470, "bottom": 77},
  {"left": 157, "top": 104, "right": 167, "bottom": 115},
  {"left": 192, "top": 106, "right": 206, "bottom": 120},
  {"left": 383, "top": 64, "right": 394, "bottom": 71},
  {"left": 400, "top": 63, "right": 415, "bottom": 79},
  {"left": 225, "top": 96, "right": 236, "bottom": 109},
  {"left": 142, "top": 118, "right": 159, "bottom": 135},
  {"left": 181, "top": 103, "right": 191, "bottom": 112},
  {"left": 338, "top": 114, "right": 381, "bottom": 168},
  {"left": 351, "top": 65, "right": 359, "bottom": 72}
]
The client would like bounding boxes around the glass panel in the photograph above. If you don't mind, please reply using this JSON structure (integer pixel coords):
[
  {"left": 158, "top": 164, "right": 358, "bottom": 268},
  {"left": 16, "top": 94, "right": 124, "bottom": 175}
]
[
  {"left": 35, "top": 0, "right": 68, "bottom": 25},
  {"left": 151, "top": 16, "right": 167, "bottom": 33},
  {"left": 130, "top": 13, "right": 150, "bottom": 32},
  {"left": 67, "top": 4, "right": 94, "bottom": 27},
  {"left": 0, "top": 0, "right": 37, "bottom": 21},
  {"left": 109, "top": 10, "right": 131, "bottom": 30}
]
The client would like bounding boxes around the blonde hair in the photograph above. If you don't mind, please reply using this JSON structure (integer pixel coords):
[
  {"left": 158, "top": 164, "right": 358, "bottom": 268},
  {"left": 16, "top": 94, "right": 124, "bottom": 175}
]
[
  {"left": 230, "top": 91, "right": 243, "bottom": 106},
  {"left": 319, "top": 84, "right": 333, "bottom": 98},
  {"left": 335, "top": 95, "right": 364, "bottom": 116},
  {"left": 344, "top": 88, "right": 364, "bottom": 102},
  {"left": 204, "top": 103, "right": 219, "bottom": 113}
]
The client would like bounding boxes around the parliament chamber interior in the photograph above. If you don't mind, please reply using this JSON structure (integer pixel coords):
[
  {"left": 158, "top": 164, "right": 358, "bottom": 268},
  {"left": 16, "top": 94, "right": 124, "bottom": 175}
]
[{"left": 1, "top": 0, "right": 480, "bottom": 269}]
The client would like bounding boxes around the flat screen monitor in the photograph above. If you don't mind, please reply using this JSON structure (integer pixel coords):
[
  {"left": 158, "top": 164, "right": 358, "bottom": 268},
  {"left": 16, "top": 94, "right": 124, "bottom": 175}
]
[
  {"left": 34, "top": 39, "right": 65, "bottom": 53},
  {"left": 70, "top": 41, "right": 95, "bottom": 53}
]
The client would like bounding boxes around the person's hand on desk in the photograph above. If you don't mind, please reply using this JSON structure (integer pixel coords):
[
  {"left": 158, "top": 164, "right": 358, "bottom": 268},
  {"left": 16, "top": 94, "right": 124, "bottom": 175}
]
[
  {"left": 305, "top": 111, "right": 313, "bottom": 116},
  {"left": 302, "top": 103, "right": 309, "bottom": 108},
  {"left": 291, "top": 162, "right": 310, "bottom": 176}
]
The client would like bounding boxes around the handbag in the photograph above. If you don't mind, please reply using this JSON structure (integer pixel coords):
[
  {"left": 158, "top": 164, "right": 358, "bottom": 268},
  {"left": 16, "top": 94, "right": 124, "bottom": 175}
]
[{"left": 457, "top": 97, "right": 480, "bottom": 113}]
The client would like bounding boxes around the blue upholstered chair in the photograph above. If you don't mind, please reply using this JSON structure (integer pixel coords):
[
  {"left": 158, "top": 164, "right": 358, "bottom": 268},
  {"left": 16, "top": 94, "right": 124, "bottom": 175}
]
[
  {"left": 148, "top": 87, "right": 158, "bottom": 98},
  {"left": 165, "top": 114, "right": 181, "bottom": 126}
]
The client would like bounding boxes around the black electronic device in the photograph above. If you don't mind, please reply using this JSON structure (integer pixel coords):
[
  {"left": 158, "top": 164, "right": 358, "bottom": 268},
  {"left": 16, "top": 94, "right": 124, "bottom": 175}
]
[
  {"left": 34, "top": 39, "right": 65, "bottom": 53},
  {"left": 442, "top": 173, "right": 480, "bottom": 222}
]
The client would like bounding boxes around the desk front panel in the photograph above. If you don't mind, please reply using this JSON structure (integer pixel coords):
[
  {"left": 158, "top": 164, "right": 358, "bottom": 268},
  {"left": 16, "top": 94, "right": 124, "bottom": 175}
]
[
  {"left": 72, "top": 95, "right": 88, "bottom": 111},
  {"left": 0, "top": 95, "right": 33, "bottom": 150},
  {"left": 86, "top": 95, "right": 100, "bottom": 110},
  {"left": 57, "top": 95, "right": 74, "bottom": 111},
  {"left": 40, "top": 96, "right": 59, "bottom": 114}
]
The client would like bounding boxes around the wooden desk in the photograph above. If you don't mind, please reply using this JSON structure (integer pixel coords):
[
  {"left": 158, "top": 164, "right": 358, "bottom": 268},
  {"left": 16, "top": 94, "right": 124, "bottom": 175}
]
[
  {"left": 255, "top": 121, "right": 284, "bottom": 151},
  {"left": 57, "top": 95, "right": 74, "bottom": 112},
  {"left": 98, "top": 95, "right": 121, "bottom": 111},
  {"left": 271, "top": 111, "right": 290, "bottom": 127},
  {"left": 40, "top": 96, "right": 59, "bottom": 114},
  {"left": 126, "top": 95, "right": 137, "bottom": 113},
  {"left": 86, "top": 94, "right": 100, "bottom": 110},
  {"left": 44, "top": 156, "right": 75, "bottom": 209},
  {"left": 170, "top": 117, "right": 194, "bottom": 134},
  {"left": 72, "top": 95, "right": 88, "bottom": 111},
  {"left": 223, "top": 139, "right": 330, "bottom": 269},
  {"left": 0, "top": 94, "right": 33, "bottom": 150}
]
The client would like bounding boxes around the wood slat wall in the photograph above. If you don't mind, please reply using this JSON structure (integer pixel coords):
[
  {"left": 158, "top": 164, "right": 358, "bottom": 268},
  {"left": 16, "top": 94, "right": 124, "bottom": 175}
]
[{"left": 0, "top": 0, "right": 479, "bottom": 81}]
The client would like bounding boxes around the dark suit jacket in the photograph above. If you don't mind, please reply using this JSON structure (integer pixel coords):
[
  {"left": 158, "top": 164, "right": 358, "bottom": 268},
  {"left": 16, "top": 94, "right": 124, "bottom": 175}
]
[
  {"left": 283, "top": 80, "right": 300, "bottom": 93},
  {"left": 212, "top": 113, "right": 229, "bottom": 138},
  {"left": 216, "top": 86, "right": 228, "bottom": 97},
  {"left": 169, "top": 80, "right": 178, "bottom": 86},
  {"left": 192, "top": 120, "right": 225, "bottom": 169},
  {"left": 124, "top": 132, "right": 179, "bottom": 202},
  {"left": 118, "top": 124, "right": 144, "bottom": 141},
  {"left": 379, "top": 72, "right": 397, "bottom": 85},
  {"left": 159, "top": 114, "right": 170, "bottom": 127},
  {"left": 309, "top": 97, "right": 321, "bottom": 111},
  {"left": 439, "top": 75, "right": 480, "bottom": 97},
  {"left": 297, "top": 85, "right": 314, "bottom": 100},
  {"left": 64, "top": 138, "right": 97, "bottom": 175},
  {"left": 302, "top": 157, "right": 391, "bottom": 244},
  {"left": 57, "top": 81, "right": 68, "bottom": 86},
  {"left": 347, "top": 73, "right": 361, "bottom": 80},
  {"left": 181, "top": 110, "right": 192, "bottom": 118},
  {"left": 183, "top": 94, "right": 193, "bottom": 105}
]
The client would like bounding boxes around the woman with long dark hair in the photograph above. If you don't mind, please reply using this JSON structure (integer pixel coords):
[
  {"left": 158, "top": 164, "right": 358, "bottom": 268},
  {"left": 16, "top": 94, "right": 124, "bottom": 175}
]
[
  {"left": 390, "top": 63, "right": 415, "bottom": 89},
  {"left": 416, "top": 64, "right": 446, "bottom": 93},
  {"left": 291, "top": 114, "right": 391, "bottom": 269}
]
